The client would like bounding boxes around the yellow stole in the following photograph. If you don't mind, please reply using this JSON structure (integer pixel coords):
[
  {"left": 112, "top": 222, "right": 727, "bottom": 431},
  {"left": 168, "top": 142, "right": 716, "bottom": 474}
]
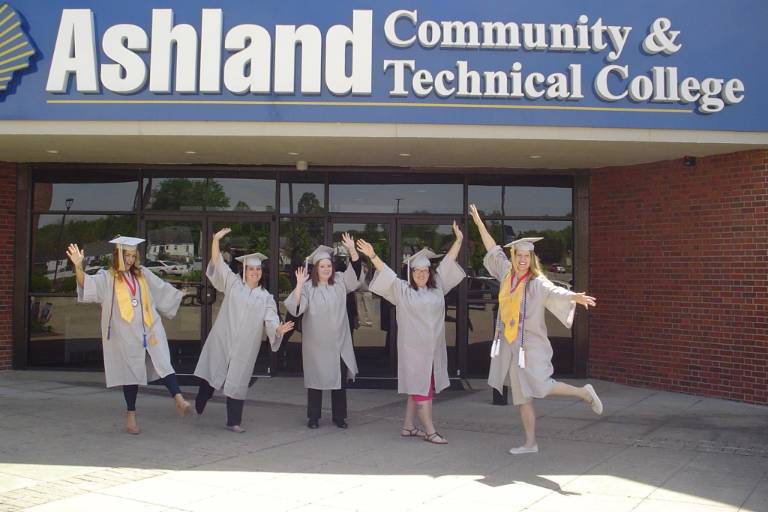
[
  {"left": 498, "top": 271, "right": 529, "bottom": 344},
  {"left": 112, "top": 270, "right": 158, "bottom": 346}
]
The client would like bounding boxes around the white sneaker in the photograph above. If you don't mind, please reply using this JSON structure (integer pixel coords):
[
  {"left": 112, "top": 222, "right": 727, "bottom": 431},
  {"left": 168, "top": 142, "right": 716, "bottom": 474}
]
[
  {"left": 584, "top": 384, "right": 603, "bottom": 415},
  {"left": 509, "top": 444, "right": 538, "bottom": 455}
]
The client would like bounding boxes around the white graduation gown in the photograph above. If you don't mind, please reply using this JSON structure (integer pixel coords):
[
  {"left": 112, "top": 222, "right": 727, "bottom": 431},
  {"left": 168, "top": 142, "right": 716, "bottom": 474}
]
[
  {"left": 194, "top": 255, "right": 284, "bottom": 400},
  {"left": 283, "top": 264, "right": 360, "bottom": 390},
  {"left": 483, "top": 245, "right": 576, "bottom": 400},
  {"left": 368, "top": 258, "right": 465, "bottom": 396},
  {"left": 77, "top": 268, "right": 182, "bottom": 388}
]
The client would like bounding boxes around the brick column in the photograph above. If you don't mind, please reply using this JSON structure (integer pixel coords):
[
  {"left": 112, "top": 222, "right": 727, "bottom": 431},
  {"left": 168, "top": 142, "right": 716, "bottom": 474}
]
[
  {"left": 589, "top": 150, "right": 768, "bottom": 404},
  {"left": 0, "top": 163, "right": 17, "bottom": 370}
]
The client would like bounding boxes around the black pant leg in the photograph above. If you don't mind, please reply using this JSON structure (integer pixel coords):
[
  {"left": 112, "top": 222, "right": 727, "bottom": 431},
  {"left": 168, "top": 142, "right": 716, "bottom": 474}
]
[
  {"left": 226, "top": 397, "right": 244, "bottom": 427},
  {"left": 331, "top": 361, "right": 348, "bottom": 422},
  {"left": 161, "top": 373, "right": 182, "bottom": 396},
  {"left": 307, "top": 388, "right": 322, "bottom": 420},
  {"left": 196, "top": 380, "right": 215, "bottom": 414},
  {"left": 123, "top": 385, "right": 139, "bottom": 411}
]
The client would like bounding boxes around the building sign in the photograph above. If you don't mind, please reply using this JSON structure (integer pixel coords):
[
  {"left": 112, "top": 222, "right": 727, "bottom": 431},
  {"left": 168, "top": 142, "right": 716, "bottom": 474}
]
[{"left": 2, "top": 0, "right": 768, "bottom": 131}]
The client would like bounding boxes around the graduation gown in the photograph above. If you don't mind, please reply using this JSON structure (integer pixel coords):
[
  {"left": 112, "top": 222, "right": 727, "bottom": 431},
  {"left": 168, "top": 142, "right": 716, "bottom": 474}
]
[
  {"left": 283, "top": 264, "right": 360, "bottom": 390},
  {"left": 77, "top": 268, "right": 182, "bottom": 388},
  {"left": 483, "top": 245, "right": 576, "bottom": 400},
  {"left": 368, "top": 258, "right": 465, "bottom": 396},
  {"left": 194, "top": 255, "right": 284, "bottom": 400}
]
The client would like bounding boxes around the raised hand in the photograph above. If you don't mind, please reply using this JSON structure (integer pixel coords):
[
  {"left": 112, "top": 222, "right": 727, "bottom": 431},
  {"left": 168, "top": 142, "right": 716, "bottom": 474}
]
[
  {"left": 66, "top": 243, "right": 85, "bottom": 268},
  {"left": 452, "top": 220, "right": 463, "bottom": 242},
  {"left": 294, "top": 266, "right": 310, "bottom": 288},
  {"left": 341, "top": 232, "right": 359, "bottom": 260},
  {"left": 213, "top": 227, "right": 231, "bottom": 240},
  {"left": 468, "top": 204, "right": 483, "bottom": 226},
  {"left": 276, "top": 321, "right": 295, "bottom": 336},
  {"left": 573, "top": 293, "right": 597, "bottom": 309},
  {"left": 356, "top": 239, "right": 376, "bottom": 259}
]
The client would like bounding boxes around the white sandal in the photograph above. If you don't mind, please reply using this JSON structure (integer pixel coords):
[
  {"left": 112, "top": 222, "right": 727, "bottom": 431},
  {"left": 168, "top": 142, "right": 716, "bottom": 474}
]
[{"left": 584, "top": 384, "right": 603, "bottom": 415}]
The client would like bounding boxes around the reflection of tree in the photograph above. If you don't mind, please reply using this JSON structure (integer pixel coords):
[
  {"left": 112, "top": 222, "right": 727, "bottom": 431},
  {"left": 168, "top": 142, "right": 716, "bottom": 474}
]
[
  {"left": 234, "top": 200, "right": 251, "bottom": 211},
  {"left": 297, "top": 192, "right": 321, "bottom": 214},
  {"left": 468, "top": 219, "right": 503, "bottom": 274},
  {"left": 149, "top": 178, "right": 230, "bottom": 210}
]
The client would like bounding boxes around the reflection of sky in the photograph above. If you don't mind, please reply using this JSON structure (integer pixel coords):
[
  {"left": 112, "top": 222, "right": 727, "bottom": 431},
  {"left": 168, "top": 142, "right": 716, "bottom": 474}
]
[
  {"left": 469, "top": 186, "right": 572, "bottom": 217},
  {"left": 213, "top": 179, "right": 275, "bottom": 211},
  {"left": 330, "top": 184, "right": 463, "bottom": 214},
  {"left": 37, "top": 183, "right": 139, "bottom": 212},
  {"left": 36, "top": 214, "right": 136, "bottom": 228}
]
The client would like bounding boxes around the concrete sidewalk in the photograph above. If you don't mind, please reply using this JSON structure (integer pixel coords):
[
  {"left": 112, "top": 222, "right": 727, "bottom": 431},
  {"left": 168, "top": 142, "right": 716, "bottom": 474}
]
[{"left": 0, "top": 371, "right": 766, "bottom": 512}]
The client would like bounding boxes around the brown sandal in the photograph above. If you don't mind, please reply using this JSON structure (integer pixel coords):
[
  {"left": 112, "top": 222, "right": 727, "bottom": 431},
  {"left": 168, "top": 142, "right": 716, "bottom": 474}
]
[
  {"left": 424, "top": 431, "right": 448, "bottom": 444},
  {"left": 400, "top": 427, "right": 426, "bottom": 438}
]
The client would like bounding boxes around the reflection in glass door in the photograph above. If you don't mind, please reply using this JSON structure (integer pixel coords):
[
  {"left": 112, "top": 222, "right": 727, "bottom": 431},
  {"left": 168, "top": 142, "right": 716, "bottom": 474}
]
[
  {"left": 144, "top": 219, "right": 203, "bottom": 374},
  {"left": 331, "top": 222, "right": 393, "bottom": 377},
  {"left": 208, "top": 220, "right": 272, "bottom": 375},
  {"left": 398, "top": 221, "right": 460, "bottom": 376}
]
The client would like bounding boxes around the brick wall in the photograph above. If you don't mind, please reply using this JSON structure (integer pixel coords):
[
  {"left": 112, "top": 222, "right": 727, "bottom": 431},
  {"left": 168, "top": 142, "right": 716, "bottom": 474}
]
[
  {"left": 589, "top": 150, "right": 768, "bottom": 404},
  {"left": 0, "top": 163, "right": 17, "bottom": 370}
]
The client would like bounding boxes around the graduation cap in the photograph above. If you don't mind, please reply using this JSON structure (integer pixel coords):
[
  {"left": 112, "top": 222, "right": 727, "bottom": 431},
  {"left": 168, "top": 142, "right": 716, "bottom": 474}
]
[
  {"left": 303, "top": 245, "right": 334, "bottom": 273},
  {"left": 403, "top": 248, "right": 441, "bottom": 272},
  {"left": 503, "top": 237, "right": 543, "bottom": 252},
  {"left": 235, "top": 252, "right": 268, "bottom": 283},
  {"left": 109, "top": 236, "right": 144, "bottom": 272}
]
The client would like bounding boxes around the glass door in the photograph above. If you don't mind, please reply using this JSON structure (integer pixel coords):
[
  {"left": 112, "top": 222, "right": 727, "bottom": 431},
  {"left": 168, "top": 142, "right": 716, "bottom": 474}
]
[
  {"left": 331, "top": 220, "right": 395, "bottom": 377},
  {"left": 397, "top": 219, "right": 462, "bottom": 376},
  {"left": 143, "top": 218, "right": 204, "bottom": 374},
  {"left": 207, "top": 218, "right": 273, "bottom": 375}
]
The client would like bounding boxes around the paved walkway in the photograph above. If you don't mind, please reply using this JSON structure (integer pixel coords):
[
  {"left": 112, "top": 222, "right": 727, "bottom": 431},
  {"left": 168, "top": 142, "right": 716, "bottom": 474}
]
[{"left": 1, "top": 370, "right": 766, "bottom": 511}]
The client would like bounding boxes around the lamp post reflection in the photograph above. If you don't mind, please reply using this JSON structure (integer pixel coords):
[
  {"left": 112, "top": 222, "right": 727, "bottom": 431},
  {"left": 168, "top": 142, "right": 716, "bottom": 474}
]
[{"left": 51, "top": 197, "right": 74, "bottom": 289}]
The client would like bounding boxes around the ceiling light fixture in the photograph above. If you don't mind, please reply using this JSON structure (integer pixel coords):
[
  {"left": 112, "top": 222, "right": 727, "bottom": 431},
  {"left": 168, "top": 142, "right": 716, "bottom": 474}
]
[
  {"left": 185, "top": 150, "right": 197, "bottom": 155},
  {"left": 529, "top": 155, "right": 542, "bottom": 159},
  {"left": 288, "top": 152, "right": 300, "bottom": 156},
  {"left": 399, "top": 153, "right": 411, "bottom": 157},
  {"left": 45, "top": 149, "right": 60, "bottom": 154}
]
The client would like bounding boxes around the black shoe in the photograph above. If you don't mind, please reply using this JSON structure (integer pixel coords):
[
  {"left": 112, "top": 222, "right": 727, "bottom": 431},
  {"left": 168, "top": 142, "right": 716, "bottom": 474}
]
[
  {"left": 333, "top": 419, "right": 348, "bottom": 429},
  {"left": 307, "top": 419, "right": 319, "bottom": 429}
]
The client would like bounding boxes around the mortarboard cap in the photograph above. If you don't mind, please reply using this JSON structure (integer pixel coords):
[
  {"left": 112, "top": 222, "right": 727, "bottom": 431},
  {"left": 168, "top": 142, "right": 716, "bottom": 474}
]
[
  {"left": 235, "top": 252, "right": 267, "bottom": 268},
  {"left": 109, "top": 236, "right": 144, "bottom": 272},
  {"left": 109, "top": 236, "right": 145, "bottom": 248},
  {"left": 503, "top": 237, "right": 543, "bottom": 252},
  {"left": 403, "top": 248, "right": 440, "bottom": 270},
  {"left": 307, "top": 245, "right": 334, "bottom": 265}
]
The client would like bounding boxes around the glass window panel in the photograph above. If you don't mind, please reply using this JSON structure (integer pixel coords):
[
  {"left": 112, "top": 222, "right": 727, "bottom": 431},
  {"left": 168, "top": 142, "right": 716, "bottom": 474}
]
[
  {"left": 276, "top": 217, "right": 325, "bottom": 374},
  {"left": 333, "top": 223, "right": 392, "bottom": 376},
  {"left": 28, "top": 296, "right": 104, "bottom": 368},
  {"left": 143, "top": 177, "right": 207, "bottom": 211},
  {"left": 31, "top": 214, "right": 137, "bottom": 293},
  {"left": 504, "top": 186, "right": 572, "bottom": 217},
  {"left": 33, "top": 173, "right": 139, "bottom": 212},
  {"left": 280, "top": 182, "right": 325, "bottom": 214},
  {"left": 330, "top": 184, "right": 462, "bottom": 214},
  {"left": 468, "top": 186, "right": 503, "bottom": 217},
  {"left": 207, "top": 178, "right": 276, "bottom": 212},
  {"left": 145, "top": 220, "right": 203, "bottom": 373}
]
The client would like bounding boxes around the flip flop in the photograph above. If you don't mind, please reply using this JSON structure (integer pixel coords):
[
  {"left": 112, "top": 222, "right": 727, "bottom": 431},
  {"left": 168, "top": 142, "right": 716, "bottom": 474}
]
[
  {"left": 400, "top": 427, "right": 426, "bottom": 438},
  {"left": 424, "top": 432, "right": 448, "bottom": 445}
]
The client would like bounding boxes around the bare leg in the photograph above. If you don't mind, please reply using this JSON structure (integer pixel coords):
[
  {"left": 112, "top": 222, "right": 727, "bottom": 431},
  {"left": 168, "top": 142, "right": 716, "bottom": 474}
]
[
  {"left": 519, "top": 401, "right": 537, "bottom": 448},
  {"left": 547, "top": 382, "right": 590, "bottom": 401},
  {"left": 402, "top": 397, "right": 417, "bottom": 430}
]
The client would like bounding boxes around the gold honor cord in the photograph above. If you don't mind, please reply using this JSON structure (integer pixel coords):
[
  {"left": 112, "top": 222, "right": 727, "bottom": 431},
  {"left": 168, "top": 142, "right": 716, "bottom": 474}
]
[{"left": 45, "top": 98, "right": 694, "bottom": 114}]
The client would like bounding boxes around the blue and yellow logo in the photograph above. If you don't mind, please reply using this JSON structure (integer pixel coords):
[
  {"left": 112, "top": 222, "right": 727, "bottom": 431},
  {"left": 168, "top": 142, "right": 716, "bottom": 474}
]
[{"left": 0, "top": 2, "right": 35, "bottom": 97}]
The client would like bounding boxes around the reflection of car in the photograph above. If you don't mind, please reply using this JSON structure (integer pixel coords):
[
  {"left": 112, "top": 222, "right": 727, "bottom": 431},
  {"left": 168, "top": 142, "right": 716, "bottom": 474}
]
[
  {"left": 551, "top": 279, "right": 572, "bottom": 291},
  {"left": 84, "top": 265, "right": 107, "bottom": 275},
  {"left": 189, "top": 257, "right": 203, "bottom": 272},
  {"left": 144, "top": 259, "right": 187, "bottom": 276},
  {"left": 549, "top": 264, "right": 566, "bottom": 273}
]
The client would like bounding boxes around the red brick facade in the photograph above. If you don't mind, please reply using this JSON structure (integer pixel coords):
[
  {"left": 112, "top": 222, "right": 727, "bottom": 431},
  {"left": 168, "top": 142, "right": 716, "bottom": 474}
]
[
  {"left": 0, "top": 163, "right": 17, "bottom": 370},
  {"left": 589, "top": 150, "right": 768, "bottom": 404}
]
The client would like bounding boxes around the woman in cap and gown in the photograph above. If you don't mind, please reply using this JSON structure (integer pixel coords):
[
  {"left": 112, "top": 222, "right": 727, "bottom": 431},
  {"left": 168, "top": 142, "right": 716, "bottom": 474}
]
[
  {"left": 66, "top": 236, "right": 192, "bottom": 434},
  {"left": 469, "top": 204, "right": 602, "bottom": 454},
  {"left": 284, "top": 233, "right": 362, "bottom": 429},
  {"left": 194, "top": 228, "right": 294, "bottom": 432},
  {"left": 356, "top": 221, "right": 465, "bottom": 444}
]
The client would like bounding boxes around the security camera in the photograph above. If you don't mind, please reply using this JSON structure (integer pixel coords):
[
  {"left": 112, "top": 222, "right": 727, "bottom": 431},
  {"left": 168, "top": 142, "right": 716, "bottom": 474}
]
[
  {"left": 682, "top": 156, "right": 696, "bottom": 167},
  {"left": 296, "top": 160, "right": 308, "bottom": 171}
]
